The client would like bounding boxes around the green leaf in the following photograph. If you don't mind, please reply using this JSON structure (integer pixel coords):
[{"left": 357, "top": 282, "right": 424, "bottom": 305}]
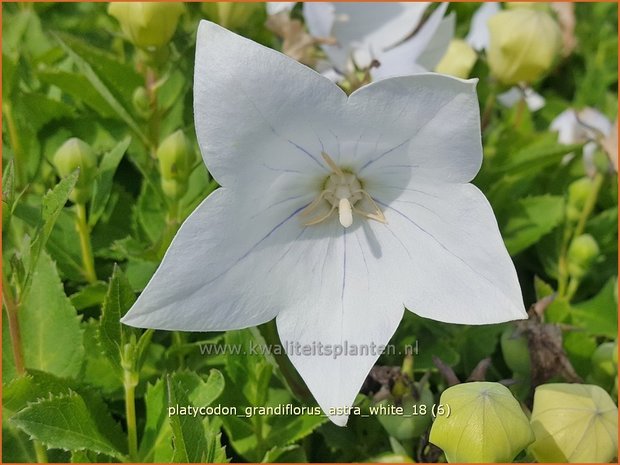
[
  {"left": 570, "top": 277, "right": 618, "bottom": 338},
  {"left": 54, "top": 33, "right": 143, "bottom": 107},
  {"left": 19, "top": 252, "right": 84, "bottom": 378},
  {"left": 502, "top": 195, "right": 564, "bottom": 255},
  {"left": 11, "top": 390, "right": 124, "bottom": 459},
  {"left": 494, "top": 138, "right": 584, "bottom": 176},
  {"left": 79, "top": 321, "right": 122, "bottom": 394},
  {"left": 4, "top": 369, "right": 127, "bottom": 455},
  {"left": 24, "top": 170, "right": 79, "bottom": 299},
  {"left": 262, "top": 444, "right": 307, "bottom": 462},
  {"left": 38, "top": 70, "right": 118, "bottom": 118},
  {"left": 89, "top": 137, "right": 131, "bottom": 227},
  {"left": 167, "top": 374, "right": 209, "bottom": 463},
  {"left": 140, "top": 370, "right": 226, "bottom": 462},
  {"left": 54, "top": 35, "right": 149, "bottom": 146},
  {"left": 69, "top": 281, "right": 108, "bottom": 311},
  {"left": 98, "top": 265, "right": 135, "bottom": 375},
  {"left": 140, "top": 379, "right": 175, "bottom": 462}
]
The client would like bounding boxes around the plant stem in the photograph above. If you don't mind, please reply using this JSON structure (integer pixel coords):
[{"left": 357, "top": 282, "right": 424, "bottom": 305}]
[
  {"left": 558, "top": 173, "right": 604, "bottom": 298},
  {"left": 481, "top": 86, "right": 497, "bottom": 132},
  {"left": 33, "top": 441, "right": 48, "bottom": 463},
  {"left": 3, "top": 102, "right": 25, "bottom": 187},
  {"left": 123, "top": 369, "right": 139, "bottom": 461},
  {"left": 574, "top": 173, "right": 604, "bottom": 239},
  {"left": 74, "top": 203, "right": 97, "bottom": 284},
  {"left": 2, "top": 270, "right": 25, "bottom": 375}
]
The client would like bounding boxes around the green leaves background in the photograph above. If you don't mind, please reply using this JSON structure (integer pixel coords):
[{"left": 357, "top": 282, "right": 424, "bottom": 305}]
[{"left": 2, "top": 2, "right": 618, "bottom": 463}]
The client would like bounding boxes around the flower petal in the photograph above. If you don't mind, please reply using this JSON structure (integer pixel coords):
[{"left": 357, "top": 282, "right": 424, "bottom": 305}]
[
  {"left": 347, "top": 74, "right": 483, "bottom": 184},
  {"left": 369, "top": 181, "right": 526, "bottom": 324},
  {"left": 305, "top": 2, "right": 430, "bottom": 71},
  {"left": 370, "top": 3, "right": 452, "bottom": 80},
  {"left": 194, "top": 20, "right": 347, "bottom": 188},
  {"left": 121, "top": 187, "right": 314, "bottom": 330},
  {"left": 276, "top": 219, "right": 405, "bottom": 426},
  {"left": 466, "top": 2, "right": 500, "bottom": 51}
]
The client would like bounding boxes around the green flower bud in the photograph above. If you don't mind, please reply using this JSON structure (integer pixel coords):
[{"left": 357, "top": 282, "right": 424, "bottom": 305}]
[
  {"left": 201, "top": 2, "right": 264, "bottom": 31},
  {"left": 376, "top": 384, "right": 434, "bottom": 440},
  {"left": 589, "top": 342, "right": 617, "bottom": 387},
  {"left": 157, "top": 130, "right": 194, "bottom": 200},
  {"left": 132, "top": 86, "right": 151, "bottom": 119},
  {"left": 501, "top": 327, "right": 531, "bottom": 376},
  {"left": 487, "top": 9, "right": 561, "bottom": 85},
  {"left": 435, "top": 39, "right": 478, "bottom": 79},
  {"left": 429, "top": 382, "right": 534, "bottom": 463},
  {"left": 108, "top": 2, "right": 185, "bottom": 50},
  {"left": 567, "top": 234, "right": 600, "bottom": 279},
  {"left": 566, "top": 177, "right": 594, "bottom": 222},
  {"left": 529, "top": 383, "right": 618, "bottom": 463},
  {"left": 52, "top": 138, "right": 97, "bottom": 204}
]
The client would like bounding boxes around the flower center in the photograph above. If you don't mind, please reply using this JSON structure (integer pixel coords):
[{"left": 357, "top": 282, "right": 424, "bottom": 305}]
[{"left": 300, "top": 152, "right": 386, "bottom": 228}]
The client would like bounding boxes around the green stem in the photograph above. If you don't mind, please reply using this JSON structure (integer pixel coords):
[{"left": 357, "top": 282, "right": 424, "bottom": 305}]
[
  {"left": 574, "top": 173, "right": 604, "bottom": 239},
  {"left": 481, "top": 86, "right": 497, "bottom": 131},
  {"left": 3, "top": 102, "right": 25, "bottom": 187},
  {"left": 75, "top": 203, "right": 97, "bottom": 283},
  {"left": 566, "top": 276, "right": 581, "bottom": 301},
  {"left": 2, "top": 270, "right": 25, "bottom": 375},
  {"left": 123, "top": 370, "right": 139, "bottom": 461},
  {"left": 33, "top": 441, "right": 48, "bottom": 463},
  {"left": 3, "top": 270, "right": 49, "bottom": 463},
  {"left": 172, "top": 331, "right": 185, "bottom": 369},
  {"left": 558, "top": 173, "right": 604, "bottom": 299}
]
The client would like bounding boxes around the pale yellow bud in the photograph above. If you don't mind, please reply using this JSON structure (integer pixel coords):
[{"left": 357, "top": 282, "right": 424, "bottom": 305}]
[
  {"left": 435, "top": 39, "right": 478, "bottom": 79},
  {"left": 52, "top": 138, "right": 98, "bottom": 204},
  {"left": 108, "top": 2, "right": 185, "bottom": 50},
  {"left": 429, "top": 382, "right": 534, "bottom": 463},
  {"left": 201, "top": 3, "right": 264, "bottom": 31},
  {"left": 529, "top": 383, "right": 618, "bottom": 463},
  {"left": 487, "top": 8, "right": 561, "bottom": 85}
]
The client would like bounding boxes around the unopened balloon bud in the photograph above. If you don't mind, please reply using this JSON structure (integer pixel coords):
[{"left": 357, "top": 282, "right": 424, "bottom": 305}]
[
  {"left": 487, "top": 8, "right": 561, "bottom": 85},
  {"left": 430, "top": 382, "right": 534, "bottom": 462},
  {"left": 52, "top": 138, "right": 97, "bottom": 204}
]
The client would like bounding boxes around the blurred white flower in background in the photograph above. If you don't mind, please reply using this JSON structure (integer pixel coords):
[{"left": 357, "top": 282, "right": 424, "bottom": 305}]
[
  {"left": 551, "top": 107, "right": 614, "bottom": 174},
  {"left": 301, "top": 3, "right": 454, "bottom": 82},
  {"left": 122, "top": 21, "right": 526, "bottom": 425}
]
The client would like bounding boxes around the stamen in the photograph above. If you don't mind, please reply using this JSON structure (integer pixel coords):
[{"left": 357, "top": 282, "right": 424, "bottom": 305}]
[{"left": 300, "top": 151, "right": 386, "bottom": 228}]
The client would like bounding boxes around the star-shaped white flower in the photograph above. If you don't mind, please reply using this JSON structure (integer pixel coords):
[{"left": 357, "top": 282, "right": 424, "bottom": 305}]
[{"left": 121, "top": 21, "right": 526, "bottom": 426}]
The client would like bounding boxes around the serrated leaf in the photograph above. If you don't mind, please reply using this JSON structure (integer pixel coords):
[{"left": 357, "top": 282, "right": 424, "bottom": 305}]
[
  {"left": 89, "top": 137, "right": 131, "bottom": 227},
  {"left": 4, "top": 369, "right": 127, "bottom": 455},
  {"left": 167, "top": 374, "right": 209, "bottom": 463},
  {"left": 11, "top": 391, "right": 124, "bottom": 459},
  {"left": 98, "top": 265, "right": 135, "bottom": 374},
  {"left": 23, "top": 171, "right": 79, "bottom": 299},
  {"left": 140, "top": 370, "right": 226, "bottom": 462},
  {"left": 69, "top": 281, "right": 108, "bottom": 311},
  {"left": 20, "top": 252, "right": 84, "bottom": 378},
  {"left": 495, "top": 139, "right": 584, "bottom": 175},
  {"left": 502, "top": 195, "right": 564, "bottom": 255}
]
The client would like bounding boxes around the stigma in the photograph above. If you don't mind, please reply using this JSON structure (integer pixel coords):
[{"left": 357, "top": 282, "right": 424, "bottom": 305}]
[{"left": 300, "top": 152, "right": 386, "bottom": 228}]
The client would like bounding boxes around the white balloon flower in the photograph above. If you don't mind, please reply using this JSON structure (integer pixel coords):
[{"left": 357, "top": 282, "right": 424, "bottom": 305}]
[{"left": 121, "top": 21, "right": 526, "bottom": 426}]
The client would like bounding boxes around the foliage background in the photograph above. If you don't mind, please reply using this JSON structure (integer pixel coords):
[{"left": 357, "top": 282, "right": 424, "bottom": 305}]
[{"left": 2, "top": 2, "right": 618, "bottom": 463}]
